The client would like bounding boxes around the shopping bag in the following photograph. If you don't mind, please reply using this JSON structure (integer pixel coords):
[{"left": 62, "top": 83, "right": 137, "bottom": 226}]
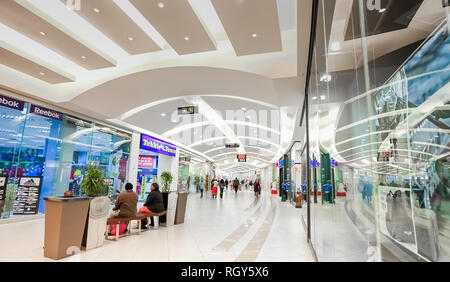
[
  {"left": 110, "top": 223, "right": 127, "bottom": 236},
  {"left": 139, "top": 206, "right": 151, "bottom": 213}
]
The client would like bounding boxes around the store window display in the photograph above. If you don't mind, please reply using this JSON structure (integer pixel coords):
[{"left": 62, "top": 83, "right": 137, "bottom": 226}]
[{"left": 0, "top": 93, "right": 132, "bottom": 219}]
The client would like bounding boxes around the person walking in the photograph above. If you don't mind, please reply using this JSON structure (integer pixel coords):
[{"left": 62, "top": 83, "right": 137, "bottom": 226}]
[
  {"left": 200, "top": 179, "right": 205, "bottom": 198},
  {"left": 233, "top": 177, "right": 239, "bottom": 194},
  {"left": 225, "top": 179, "right": 229, "bottom": 191},
  {"left": 212, "top": 178, "right": 219, "bottom": 199},
  {"left": 254, "top": 179, "right": 261, "bottom": 199},
  {"left": 219, "top": 179, "right": 225, "bottom": 199}
]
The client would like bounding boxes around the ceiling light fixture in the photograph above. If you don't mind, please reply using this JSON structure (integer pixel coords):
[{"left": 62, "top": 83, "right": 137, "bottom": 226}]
[
  {"left": 184, "top": 36, "right": 190, "bottom": 41},
  {"left": 39, "top": 72, "right": 45, "bottom": 76},
  {"left": 252, "top": 33, "right": 258, "bottom": 38},
  {"left": 93, "top": 8, "right": 100, "bottom": 13},
  {"left": 39, "top": 31, "right": 46, "bottom": 36},
  {"left": 241, "top": 107, "right": 247, "bottom": 111},
  {"left": 81, "top": 56, "right": 86, "bottom": 59},
  {"left": 128, "top": 37, "right": 134, "bottom": 41},
  {"left": 312, "top": 96, "right": 317, "bottom": 100},
  {"left": 379, "top": 8, "right": 386, "bottom": 13},
  {"left": 158, "top": 2, "right": 165, "bottom": 8},
  {"left": 320, "top": 95, "right": 326, "bottom": 100},
  {"left": 161, "top": 113, "right": 167, "bottom": 117}
]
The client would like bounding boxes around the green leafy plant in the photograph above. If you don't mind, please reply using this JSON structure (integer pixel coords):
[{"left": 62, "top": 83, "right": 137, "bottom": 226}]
[
  {"left": 160, "top": 171, "right": 173, "bottom": 193},
  {"left": 81, "top": 164, "right": 107, "bottom": 197}
]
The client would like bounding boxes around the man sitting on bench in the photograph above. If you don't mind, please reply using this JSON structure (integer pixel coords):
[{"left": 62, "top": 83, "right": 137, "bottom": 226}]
[
  {"left": 109, "top": 182, "right": 138, "bottom": 233},
  {"left": 140, "top": 183, "right": 164, "bottom": 229}
]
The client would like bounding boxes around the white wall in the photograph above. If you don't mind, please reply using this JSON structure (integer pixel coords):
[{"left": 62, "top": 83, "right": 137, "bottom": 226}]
[
  {"left": 157, "top": 151, "right": 179, "bottom": 192},
  {"left": 127, "top": 131, "right": 141, "bottom": 191}
]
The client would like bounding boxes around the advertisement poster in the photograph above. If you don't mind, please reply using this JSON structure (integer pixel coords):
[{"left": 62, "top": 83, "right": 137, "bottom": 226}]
[
  {"left": 0, "top": 176, "right": 7, "bottom": 214},
  {"left": 13, "top": 177, "right": 42, "bottom": 215}
]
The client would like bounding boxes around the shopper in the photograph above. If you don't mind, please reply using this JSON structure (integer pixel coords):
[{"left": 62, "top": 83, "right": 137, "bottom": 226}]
[
  {"left": 112, "top": 182, "right": 138, "bottom": 217},
  {"left": 225, "top": 179, "right": 229, "bottom": 191},
  {"left": 140, "top": 183, "right": 164, "bottom": 228},
  {"left": 254, "top": 179, "right": 261, "bottom": 199},
  {"left": 212, "top": 178, "right": 219, "bottom": 198},
  {"left": 233, "top": 177, "right": 239, "bottom": 194},
  {"left": 200, "top": 179, "right": 205, "bottom": 198},
  {"left": 219, "top": 179, "right": 225, "bottom": 199}
]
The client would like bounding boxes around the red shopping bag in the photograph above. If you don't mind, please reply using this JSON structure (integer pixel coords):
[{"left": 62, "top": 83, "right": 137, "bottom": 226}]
[{"left": 110, "top": 223, "right": 127, "bottom": 236}]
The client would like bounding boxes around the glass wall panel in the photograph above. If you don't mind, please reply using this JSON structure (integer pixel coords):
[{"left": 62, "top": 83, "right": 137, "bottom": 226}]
[{"left": 307, "top": 0, "right": 449, "bottom": 261}]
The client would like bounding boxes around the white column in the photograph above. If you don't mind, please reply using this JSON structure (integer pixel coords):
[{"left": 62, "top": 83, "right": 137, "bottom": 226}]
[{"left": 127, "top": 131, "right": 141, "bottom": 191}]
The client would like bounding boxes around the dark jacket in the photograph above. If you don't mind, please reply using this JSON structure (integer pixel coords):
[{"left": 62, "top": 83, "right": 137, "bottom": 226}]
[
  {"left": 114, "top": 190, "right": 138, "bottom": 217},
  {"left": 233, "top": 179, "right": 239, "bottom": 187},
  {"left": 144, "top": 190, "right": 164, "bottom": 213}
]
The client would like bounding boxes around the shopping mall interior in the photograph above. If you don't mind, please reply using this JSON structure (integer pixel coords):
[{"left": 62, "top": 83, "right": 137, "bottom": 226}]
[{"left": 0, "top": 0, "right": 448, "bottom": 263}]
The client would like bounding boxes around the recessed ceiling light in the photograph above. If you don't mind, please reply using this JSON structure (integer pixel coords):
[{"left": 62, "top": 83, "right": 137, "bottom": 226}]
[
  {"left": 81, "top": 56, "right": 86, "bottom": 59},
  {"left": 39, "top": 72, "right": 45, "bottom": 76},
  {"left": 39, "top": 31, "right": 46, "bottom": 36},
  {"left": 252, "top": 33, "right": 258, "bottom": 38},
  {"left": 241, "top": 107, "right": 247, "bottom": 111},
  {"left": 184, "top": 36, "right": 190, "bottom": 41},
  {"left": 158, "top": 2, "right": 165, "bottom": 8},
  {"left": 161, "top": 113, "right": 167, "bottom": 117},
  {"left": 128, "top": 37, "right": 134, "bottom": 41},
  {"left": 93, "top": 8, "right": 100, "bottom": 13}
]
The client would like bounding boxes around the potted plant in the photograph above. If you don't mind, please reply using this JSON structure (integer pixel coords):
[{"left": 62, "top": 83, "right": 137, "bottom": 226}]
[
  {"left": 81, "top": 164, "right": 110, "bottom": 250},
  {"left": 160, "top": 171, "right": 177, "bottom": 226}
]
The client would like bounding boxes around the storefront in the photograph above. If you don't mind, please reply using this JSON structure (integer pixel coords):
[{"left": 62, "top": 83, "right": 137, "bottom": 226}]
[
  {"left": 178, "top": 149, "right": 211, "bottom": 194},
  {"left": 0, "top": 92, "right": 132, "bottom": 220},
  {"left": 137, "top": 134, "right": 177, "bottom": 202}
]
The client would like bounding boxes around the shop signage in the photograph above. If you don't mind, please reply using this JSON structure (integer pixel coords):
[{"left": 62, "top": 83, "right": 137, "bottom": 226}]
[
  {"left": 276, "top": 159, "right": 284, "bottom": 167},
  {"left": 30, "top": 104, "right": 63, "bottom": 121},
  {"left": 13, "top": 177, "right": 42, "bottom": 215},
  {"left": 310, "top": 159, "right": 320, "bottom": 167},
  {"left": 331, "top": 159, "right": 338, "bottom": 167},
  {"left": 0, "top": 94, "right": 24, "bottom": 111},
  {"left": 140, "top": 134, "right": 177, "bottom": 157},
  {"left": 138, "top": 155, "right": 155, "bottom": 168}
]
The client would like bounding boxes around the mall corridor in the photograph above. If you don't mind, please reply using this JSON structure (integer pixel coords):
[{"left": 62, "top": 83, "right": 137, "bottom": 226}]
[{"left": 0, "top": 190, "right": 312, "bottom": 262}]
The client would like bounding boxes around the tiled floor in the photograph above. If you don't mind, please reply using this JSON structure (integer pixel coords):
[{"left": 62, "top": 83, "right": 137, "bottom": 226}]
[{"left": 0, "top": 190, "right": 314, "bottom": 262}]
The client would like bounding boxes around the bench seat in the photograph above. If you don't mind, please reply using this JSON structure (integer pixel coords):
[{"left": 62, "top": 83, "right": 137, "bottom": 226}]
[{"left": 106, "top": 211, "right": 167, "bottom": 240}]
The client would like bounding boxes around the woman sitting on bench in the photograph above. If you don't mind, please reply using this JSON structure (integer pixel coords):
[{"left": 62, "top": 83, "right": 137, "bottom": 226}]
[{"left": 140, "top": 183, "right": 164, "bottom": 229}]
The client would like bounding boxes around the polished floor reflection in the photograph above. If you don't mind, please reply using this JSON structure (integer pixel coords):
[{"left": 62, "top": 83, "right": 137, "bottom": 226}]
[{"left": 0, "top": 190, "right": 313, "bottom": 262}]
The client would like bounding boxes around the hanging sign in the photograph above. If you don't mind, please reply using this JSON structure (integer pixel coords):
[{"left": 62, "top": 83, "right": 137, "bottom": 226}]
[
  {"left": 178, "top": 105, "right": 198, "bottom": 115},
  {"left": 237, "top": 154, "right": 247, "bottom": 162},
  {"left": 140, "top": 134, "right": 177, "bottom": 157},
  {"left": 13, "top": 177, "right": 42, "bottom": 215}
]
